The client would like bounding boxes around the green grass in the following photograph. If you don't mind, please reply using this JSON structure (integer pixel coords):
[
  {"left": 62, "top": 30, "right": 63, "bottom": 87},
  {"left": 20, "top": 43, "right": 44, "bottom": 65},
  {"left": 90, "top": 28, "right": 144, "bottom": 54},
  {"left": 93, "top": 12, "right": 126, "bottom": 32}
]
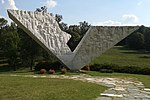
[
  {"left": 0, "top": 74, "right": 107, "bottom": 100},
  {"left": 89, "top": 46, "right": 150, "bottom": 88},
  {"left": 86, "top": 71, "right": 150, "bottom": 88},
  {"left": 91, "top": 46, "right": 150, "bottom": 68}
]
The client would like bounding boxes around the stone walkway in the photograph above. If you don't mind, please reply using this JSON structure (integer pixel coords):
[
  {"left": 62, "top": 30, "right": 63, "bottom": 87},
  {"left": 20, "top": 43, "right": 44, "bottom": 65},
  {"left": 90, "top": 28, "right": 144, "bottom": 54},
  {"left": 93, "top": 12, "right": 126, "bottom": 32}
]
[{"left": 10, "top": 74, "right": 150, "bottom": 100}]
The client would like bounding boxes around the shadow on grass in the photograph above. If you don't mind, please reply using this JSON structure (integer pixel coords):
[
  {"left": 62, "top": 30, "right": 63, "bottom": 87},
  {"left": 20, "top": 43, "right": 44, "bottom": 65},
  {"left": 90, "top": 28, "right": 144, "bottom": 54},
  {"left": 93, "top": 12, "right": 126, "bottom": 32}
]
[
  {"left": 0, "top": 65, "right": 13, "bottom": 72},
  {"left": 139, "top": 55, "right": 150, "bottom": 59},
  {"left": 121, "top": 51, "right": 150, "bottom": 55}
]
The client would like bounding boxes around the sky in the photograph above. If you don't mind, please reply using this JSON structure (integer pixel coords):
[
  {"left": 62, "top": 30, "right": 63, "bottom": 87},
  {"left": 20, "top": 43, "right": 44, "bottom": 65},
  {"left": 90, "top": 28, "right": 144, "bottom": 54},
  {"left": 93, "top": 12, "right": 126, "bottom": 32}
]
[{"left": 0, "top": 0, "right": 150, "bottom": 26}]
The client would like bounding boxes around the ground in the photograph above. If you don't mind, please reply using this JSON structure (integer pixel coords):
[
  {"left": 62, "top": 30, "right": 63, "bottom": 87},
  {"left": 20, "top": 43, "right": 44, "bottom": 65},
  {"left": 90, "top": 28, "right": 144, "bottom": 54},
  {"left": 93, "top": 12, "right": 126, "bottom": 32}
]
[{"left": 0, "top": 46, "right": 150, "bottom": 100}]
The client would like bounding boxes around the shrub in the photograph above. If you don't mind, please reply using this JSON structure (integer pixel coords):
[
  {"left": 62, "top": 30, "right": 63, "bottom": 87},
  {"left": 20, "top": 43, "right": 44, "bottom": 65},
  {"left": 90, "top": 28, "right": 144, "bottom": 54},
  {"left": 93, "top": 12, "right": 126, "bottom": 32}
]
[
  {"left": 90, "top": 64, "right": 102, "bottom": 71},
  {"left": 40, "top": 69, "right": 46, "bottom": 74},
  {"left": 81, "top": 65, "right": 90, "bottom": 71},
  {"left": 34, "top": 61, "right": 62, "bottom": 71},
  {"left": 49, "top": 69, "right": 55, "bottom": 74},
  {"left": 100, "top": 69, "right": 113, "bottom": 73},
  {"left": 61, "top": 68, "right": 67, "bottom": 74},
  {"left": 90, "top": 63, "right": 150, "bottom": 75}
]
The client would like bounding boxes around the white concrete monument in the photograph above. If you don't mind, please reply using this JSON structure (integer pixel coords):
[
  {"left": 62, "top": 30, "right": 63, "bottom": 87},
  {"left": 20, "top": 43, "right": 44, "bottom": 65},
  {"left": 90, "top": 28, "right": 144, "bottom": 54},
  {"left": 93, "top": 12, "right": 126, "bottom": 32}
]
[{"left": 7, "top": 9, "right": 139, "bottom": 70}]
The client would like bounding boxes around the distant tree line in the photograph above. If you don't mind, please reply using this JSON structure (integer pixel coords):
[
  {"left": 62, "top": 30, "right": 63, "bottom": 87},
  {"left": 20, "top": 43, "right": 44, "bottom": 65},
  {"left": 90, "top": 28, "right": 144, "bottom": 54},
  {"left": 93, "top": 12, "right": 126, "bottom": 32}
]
[
  {"left": 0, "top": 14, "right": 150, "bottom": 71},
  {"left": 118, "top": 25, "right": 150, "bottom": 50}
]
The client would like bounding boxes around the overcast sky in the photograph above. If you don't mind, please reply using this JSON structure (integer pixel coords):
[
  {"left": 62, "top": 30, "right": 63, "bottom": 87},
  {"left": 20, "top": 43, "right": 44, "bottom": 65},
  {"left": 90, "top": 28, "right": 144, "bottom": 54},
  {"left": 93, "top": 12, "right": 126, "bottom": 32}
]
[{"left": 0, "top": 0, "right": 150, "bottom": 26}]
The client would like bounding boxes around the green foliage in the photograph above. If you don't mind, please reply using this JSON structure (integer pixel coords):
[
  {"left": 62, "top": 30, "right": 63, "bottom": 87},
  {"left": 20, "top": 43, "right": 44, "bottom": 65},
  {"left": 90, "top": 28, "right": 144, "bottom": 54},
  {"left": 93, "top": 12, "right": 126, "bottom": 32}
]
[
  {"left": 128, "top": 32, "right": 144, "bottom": 49},
  {"left": 0, "top": 24, "right": 20, "bottom": 71},
  {"left": 91, "top": 46, "right": 150, "bottom": 75},
  {"left": 67, "top": 21, "right": 90, "bottom": 51},
  {"left": 0, "top": 18, "right": 7, "bottom": 28},
  {"left": 35, "top": 61, "right": 62, "bottom": 71},
  {"left": 18, "top": 27, "right": 42, "bottom": 70},
  {"left": 144, "top": 30, "right": 150, "bottom": 51},
  {"left": 100, "top": 69, "right": 114, "bottom": 73}
]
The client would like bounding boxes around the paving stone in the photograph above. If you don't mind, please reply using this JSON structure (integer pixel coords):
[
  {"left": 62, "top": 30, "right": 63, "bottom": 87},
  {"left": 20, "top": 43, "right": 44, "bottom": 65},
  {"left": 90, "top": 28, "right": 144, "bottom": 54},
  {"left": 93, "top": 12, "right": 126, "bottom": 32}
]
[
  {"left": 96, "top": 97, "right": 112, "bottom": 100},
  {"left": 100, "top": 93, "right": 123, "bottom": 97},
  {"left": 144, "top": 88, "right": 150, "bottom": 91}
]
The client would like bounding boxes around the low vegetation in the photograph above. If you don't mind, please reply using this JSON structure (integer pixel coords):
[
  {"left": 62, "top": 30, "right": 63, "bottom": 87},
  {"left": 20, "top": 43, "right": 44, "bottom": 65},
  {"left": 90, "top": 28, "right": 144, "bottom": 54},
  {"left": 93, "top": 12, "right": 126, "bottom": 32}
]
[{"left": 90, "top": 46, "right": 150, "bottom": 75}]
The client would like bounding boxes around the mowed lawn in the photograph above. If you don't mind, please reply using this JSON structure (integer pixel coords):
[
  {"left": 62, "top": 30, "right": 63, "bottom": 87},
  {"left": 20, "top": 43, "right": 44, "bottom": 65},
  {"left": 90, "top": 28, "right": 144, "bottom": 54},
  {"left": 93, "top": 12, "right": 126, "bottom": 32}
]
[
  {"left": 0, "top": 75, "right": 107, "bottom": 100},
  {"left": 91, "top": 46, "right": 150, "bottom": 68},
  {"left": 90, "top": 46, "right": 150, "bottom": 88}
]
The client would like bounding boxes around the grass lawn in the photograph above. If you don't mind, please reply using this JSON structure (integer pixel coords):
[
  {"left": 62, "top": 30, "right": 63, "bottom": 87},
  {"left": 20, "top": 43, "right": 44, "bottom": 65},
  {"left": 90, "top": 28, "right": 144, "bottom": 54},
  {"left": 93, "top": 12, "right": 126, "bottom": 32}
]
[
  {"left": 89, "top": 46, "right": 150, "bottom": 88},
  {"left": 91, "top": 46, "right": 150, "bottom": 68},
  {"left": 0, "top": 74, "right": 107, "bottom": 100}
]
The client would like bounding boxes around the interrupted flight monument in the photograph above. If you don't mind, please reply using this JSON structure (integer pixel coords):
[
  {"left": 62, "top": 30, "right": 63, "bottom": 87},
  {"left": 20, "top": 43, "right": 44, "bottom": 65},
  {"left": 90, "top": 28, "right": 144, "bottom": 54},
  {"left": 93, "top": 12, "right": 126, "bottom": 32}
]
[{"left": 7, "top": 9, "right": 139, "bottom": 70}]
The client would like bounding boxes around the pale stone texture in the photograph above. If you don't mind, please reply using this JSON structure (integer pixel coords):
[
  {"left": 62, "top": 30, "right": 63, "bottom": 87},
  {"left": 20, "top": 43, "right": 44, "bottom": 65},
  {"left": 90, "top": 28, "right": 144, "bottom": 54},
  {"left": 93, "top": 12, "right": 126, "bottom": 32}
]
[
  {"left": 7, "top": 9, "right": 140, "bottom": 70},
  {"left": 71, "top": 26, "right": 139, "bottom": 69},
  {"left": 7, "top": 9, "right": 74, "bottom": 67}
]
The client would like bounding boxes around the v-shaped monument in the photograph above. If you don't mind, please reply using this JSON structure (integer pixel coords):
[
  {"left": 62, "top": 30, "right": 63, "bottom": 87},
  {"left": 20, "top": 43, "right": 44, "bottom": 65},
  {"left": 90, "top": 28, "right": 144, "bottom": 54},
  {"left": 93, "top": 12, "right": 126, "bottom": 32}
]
[{"left": 7, "top": 9, "right": 140, "bottom": 70}]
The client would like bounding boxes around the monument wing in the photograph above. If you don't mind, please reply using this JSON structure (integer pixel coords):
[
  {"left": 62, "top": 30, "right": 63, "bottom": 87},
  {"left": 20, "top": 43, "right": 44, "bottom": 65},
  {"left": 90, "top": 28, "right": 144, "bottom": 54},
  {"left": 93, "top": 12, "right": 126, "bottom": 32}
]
[
  {"left": 7, "top": 9, "right": 73, "bottom": 67},
  {"left": 71, "top": 26, "right": 139, "bottom": 70}
]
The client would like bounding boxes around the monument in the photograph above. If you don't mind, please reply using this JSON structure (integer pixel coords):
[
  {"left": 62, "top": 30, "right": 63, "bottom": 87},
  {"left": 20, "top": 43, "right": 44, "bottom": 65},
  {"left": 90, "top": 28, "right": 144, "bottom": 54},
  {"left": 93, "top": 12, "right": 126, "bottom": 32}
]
[{"left": 7, "top": 9, "right": 139, "bottom": 70}]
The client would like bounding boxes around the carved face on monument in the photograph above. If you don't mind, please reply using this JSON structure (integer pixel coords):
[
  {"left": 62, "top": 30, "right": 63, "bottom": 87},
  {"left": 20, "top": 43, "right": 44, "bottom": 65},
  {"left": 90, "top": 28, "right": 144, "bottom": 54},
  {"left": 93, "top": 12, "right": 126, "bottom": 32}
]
[{"left": 7, "top": 9, "right": 139, "bottom": 70}]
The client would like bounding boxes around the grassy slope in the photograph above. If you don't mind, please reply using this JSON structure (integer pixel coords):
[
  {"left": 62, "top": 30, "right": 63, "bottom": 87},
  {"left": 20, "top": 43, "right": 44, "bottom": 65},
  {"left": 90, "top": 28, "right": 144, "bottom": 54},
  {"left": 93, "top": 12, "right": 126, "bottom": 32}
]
[
  {"left": 0, "top": 75, "right": 107, "bottom": 100},
  {"left": 90, "top": 46, "right": 150, "bottom": 88},
  {"left": 91, "top": 46, "right": 150, "bottom": 68}
]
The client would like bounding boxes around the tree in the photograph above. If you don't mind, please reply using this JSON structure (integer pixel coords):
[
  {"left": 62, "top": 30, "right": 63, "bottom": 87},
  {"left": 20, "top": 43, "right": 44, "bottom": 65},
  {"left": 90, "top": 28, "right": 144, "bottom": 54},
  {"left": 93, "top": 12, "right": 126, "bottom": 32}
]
[
  {"left": 1, "top": 24, "right": 20, "bottom": 71},
  {"left": 67, "top": 21, "right": 90, "bottom": 51},
  {"left": 18, "top": 27, "right": 41, "bottom": 70},
  {"left": 128, "top": 32, "right": 144, "bottom": 50},
  {"left": 55, "top": 14, "right": 63, "bottom": 24},
  {"left": 79, "top": 21, "right": 91, "bottom": 36},
  {"left": 0, "top": 18, "right": 7, "bottom": 28},
  {"left": 144, "top": 28, "right": 150, "bottom": 51}
]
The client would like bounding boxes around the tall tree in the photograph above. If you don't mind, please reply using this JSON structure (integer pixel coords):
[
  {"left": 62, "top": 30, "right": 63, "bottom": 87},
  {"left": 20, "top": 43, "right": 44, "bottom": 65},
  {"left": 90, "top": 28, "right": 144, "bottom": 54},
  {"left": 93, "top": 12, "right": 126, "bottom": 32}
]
[
  {"left": 1, "top": 24, "right": 20, "bottom": 71},
  {"left": 128, "top": 32, "right": 144, "bottom": 50},
  {"left": 0, "top": 18, "right": 7, "bottom": 28},
  {"left": 18, "top": 27, "right": 41, "bottom": 70},
  {"left": 79, "top": 21, "right": 91, "bottom": 36}
]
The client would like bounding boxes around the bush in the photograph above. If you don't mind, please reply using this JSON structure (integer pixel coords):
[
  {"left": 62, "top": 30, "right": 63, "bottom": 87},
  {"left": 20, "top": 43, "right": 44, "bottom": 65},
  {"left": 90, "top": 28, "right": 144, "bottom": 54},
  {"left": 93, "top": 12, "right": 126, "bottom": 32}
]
[
  {"left": 40, "top": 69, "right": 46, "bottom": 74},
  {"left": 90, "top": 63, "right": 117, "bottom": 71},
  {"left": 100, "top": 69, "right": 113, "bottom": 73},
  {"left": 49, "top": 69, "right": 55, "bottom": 74},
  {"left": 34, "top": 61, "right": 62, "bottom": 71},
  {"left": 90, "top": 63, "right": 150, "bottom": 75},
  {"left": 61, "top": 68, "right": 67, "bottom": 74},
  {"left": 81, "top": 65, "right": 90, "bottom": 71}
]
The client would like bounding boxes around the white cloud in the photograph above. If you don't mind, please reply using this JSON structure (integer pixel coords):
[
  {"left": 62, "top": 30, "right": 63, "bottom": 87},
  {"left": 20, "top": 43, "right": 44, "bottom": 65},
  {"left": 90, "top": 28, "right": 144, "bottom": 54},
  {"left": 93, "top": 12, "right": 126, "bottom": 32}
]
[
  {"left": 0, "top": 15, "right": 3, "bottom": 18},
  {"left": 44, "top": 0, "right": 57, "bottom": 9},
  {"left": 122, "top": 14, "right": 139, "bottom": 23},
  {"left": 137, "top": 1, "right": 143, "bottom": 6},
  {"left": 93, "top": 14, "right": 140, "bottom": 26},
  {"left": 94, "top": 20, "right": 122, "bottom": 26},
  {"left": 2, "top": 0, "right": 18, "bottom": 10},
  {"left": 1, "top": 0, "right": 4, "bottom": 4}
]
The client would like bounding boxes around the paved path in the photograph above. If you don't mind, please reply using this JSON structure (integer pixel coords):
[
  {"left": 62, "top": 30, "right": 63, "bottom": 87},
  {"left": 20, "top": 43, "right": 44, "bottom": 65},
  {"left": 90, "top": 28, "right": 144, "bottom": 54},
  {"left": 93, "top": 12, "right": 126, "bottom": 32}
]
[{"left": 10, "top": 74, "right": 150, "bottom": 100}]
